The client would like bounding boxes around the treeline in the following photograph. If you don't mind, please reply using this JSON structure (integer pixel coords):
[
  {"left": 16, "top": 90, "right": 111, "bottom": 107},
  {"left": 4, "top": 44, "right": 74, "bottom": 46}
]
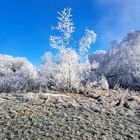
[{"left": 0, "top": 7, "right": 140, "bottom": 93}]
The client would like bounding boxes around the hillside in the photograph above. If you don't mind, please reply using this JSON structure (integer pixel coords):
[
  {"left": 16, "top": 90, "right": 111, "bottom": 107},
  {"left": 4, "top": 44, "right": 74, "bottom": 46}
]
[{"left": 0, "top": 89, "right": 139, "bottom": 140}]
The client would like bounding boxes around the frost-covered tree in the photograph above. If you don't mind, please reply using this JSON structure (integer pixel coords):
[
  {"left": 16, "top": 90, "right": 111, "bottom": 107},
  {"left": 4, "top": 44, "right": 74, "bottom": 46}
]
[
  {"left": 55, "top": 48, "right": 80, "bottom": 91},
  {"left": 40, "top": 50, "right": 80, "bottom": 92},
  {"left": 0, "top": 55, "right": 37, "bottom": 93},
  {"left": 78, "top": 29, "right": 97, "bottom": 85},
  {"left": 98, "top": 31, "right": 140, "bottom": 90},
  {"left": 88, "top": 50, "right": 106, "bottom": 64},
  {"left": 41, "top": 7, "right": 97, "bottom": 92},
  {"left": 49, "top": 7, "right": 78, "bottom": 91},
  {"left": 80, "top": 28, "right": 97, "bottom": 62},
  {"left": 41, "top": 52, "right": 53, "bottom": 65},
  {"left": 38, "top": 52, "right": 58, "bottom": 92},
  {"left": 50, "top": 7, "right": 75, "bottom": 50}
]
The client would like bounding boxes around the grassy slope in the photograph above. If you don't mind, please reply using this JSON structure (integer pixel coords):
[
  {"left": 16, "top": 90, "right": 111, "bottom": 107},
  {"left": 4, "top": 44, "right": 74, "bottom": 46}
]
[{"left": 0, "top": 89, "right": 140, "bottom": 140}]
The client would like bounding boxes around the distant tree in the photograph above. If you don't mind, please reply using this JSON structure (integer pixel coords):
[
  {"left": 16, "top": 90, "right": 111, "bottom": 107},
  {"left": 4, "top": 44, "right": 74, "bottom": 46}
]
[{"left": 88, "top": 50, "right": 106, "bottom": 64}]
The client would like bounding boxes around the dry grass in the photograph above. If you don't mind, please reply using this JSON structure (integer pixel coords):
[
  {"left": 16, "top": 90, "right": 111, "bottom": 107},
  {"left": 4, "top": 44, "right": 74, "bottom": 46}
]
[{"left": 0, "top": 88, "right": 139, "bottom": 139}]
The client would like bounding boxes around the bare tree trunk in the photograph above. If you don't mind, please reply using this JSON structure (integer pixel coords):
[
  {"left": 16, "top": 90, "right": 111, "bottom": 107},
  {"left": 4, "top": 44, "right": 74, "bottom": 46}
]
[
  {"left": 23, "top": 84, "right": 28, "bottom": 93},
  {"left": 45, "top": 86, "right": 48, "bottom": 93},
  {"left": 39, "top": 85, "right": 42, "bottom": 93}
]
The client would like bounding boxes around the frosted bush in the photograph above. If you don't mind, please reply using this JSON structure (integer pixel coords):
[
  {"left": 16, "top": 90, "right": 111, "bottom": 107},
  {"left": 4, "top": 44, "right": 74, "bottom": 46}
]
[
  {"left": 0, "top": 55, "right": 37, "bottom": 93},
  {"left": 99, "top": 76, "right": 109, "bottom": 90}
]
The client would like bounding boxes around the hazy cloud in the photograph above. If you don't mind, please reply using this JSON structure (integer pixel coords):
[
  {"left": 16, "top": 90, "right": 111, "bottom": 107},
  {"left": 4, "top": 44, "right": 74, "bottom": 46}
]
[{"left": 91, "top": 0, "right": 140, "bottom": 49}]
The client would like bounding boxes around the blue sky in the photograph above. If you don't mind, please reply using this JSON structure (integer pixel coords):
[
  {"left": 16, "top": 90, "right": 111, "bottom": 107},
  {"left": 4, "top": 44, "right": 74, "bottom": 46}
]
[{"left": 0, "top": 0, "right": 140, "bottom": 66}]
